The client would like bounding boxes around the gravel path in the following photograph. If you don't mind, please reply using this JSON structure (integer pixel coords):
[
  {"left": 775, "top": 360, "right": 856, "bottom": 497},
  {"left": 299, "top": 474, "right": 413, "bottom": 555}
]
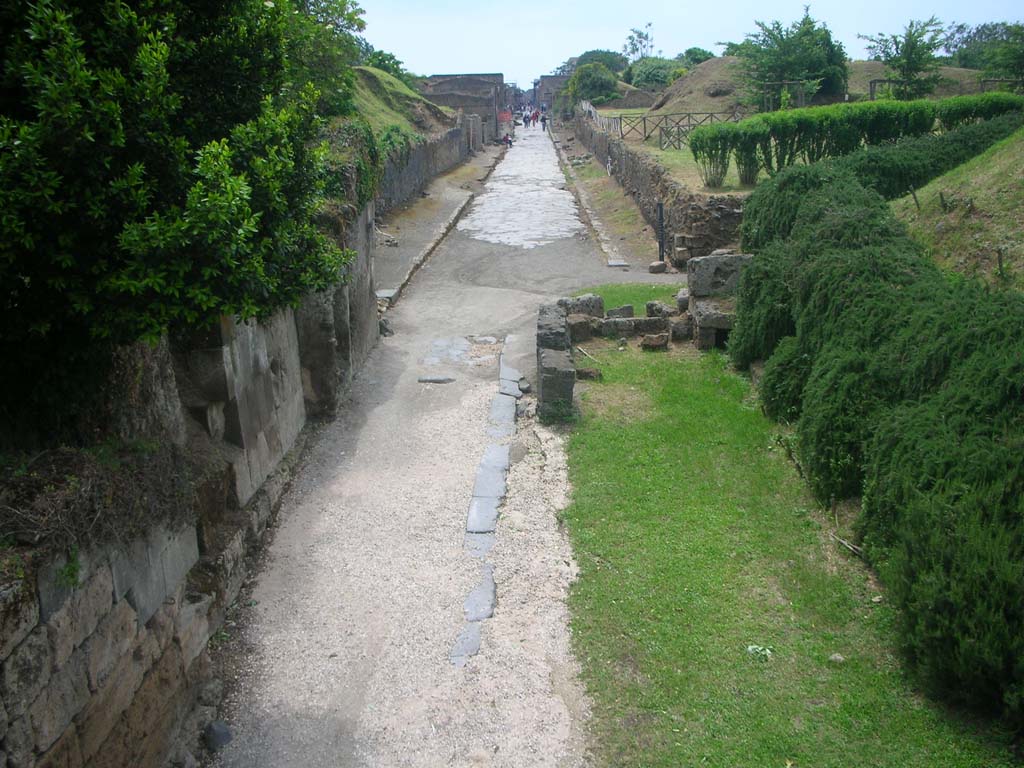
[{"left": 209, "top": 127, "right": 682, "bottom": 767}]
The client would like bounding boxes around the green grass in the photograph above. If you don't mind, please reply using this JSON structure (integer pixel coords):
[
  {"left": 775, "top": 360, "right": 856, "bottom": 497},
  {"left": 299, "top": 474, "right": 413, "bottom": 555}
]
[
  {"left": 891, "top": 127, "right": 1024, "bottom": 290},
  {"left": 351, "top": 66, "right": 451, "bottom": 139},
  {"left": 575, "top": 283, "right": 677, "bottom": 315},
  {"left": 562, "top": 286, "right": 1016, "bottom": 768},
  {"left": 636, "top": 140, "right": 754, "bottom": 194}
]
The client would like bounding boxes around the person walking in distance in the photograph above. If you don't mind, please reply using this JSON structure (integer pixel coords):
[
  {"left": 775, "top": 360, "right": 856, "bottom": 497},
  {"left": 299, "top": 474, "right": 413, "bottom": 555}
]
[{"left": 540, "top": 113, "right": 547, "bottom": 131}]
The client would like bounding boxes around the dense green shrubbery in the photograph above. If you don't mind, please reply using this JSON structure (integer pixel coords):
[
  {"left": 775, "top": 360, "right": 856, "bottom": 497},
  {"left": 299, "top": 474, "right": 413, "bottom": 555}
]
[
  {"left": 0, "top": 0, "right": 367, "bottom": 443},
  {"left": 689, "top": 94, "right": 1024, "bottom": 185},
  {"left": 730, "top": 118, "right": 1024, "bottom": 730},
  {"left": 566, "top": 62, "right": 619, "bottom": 104},
  {"left": 688, "top": 124, "right": 732, "bottom": 186}
]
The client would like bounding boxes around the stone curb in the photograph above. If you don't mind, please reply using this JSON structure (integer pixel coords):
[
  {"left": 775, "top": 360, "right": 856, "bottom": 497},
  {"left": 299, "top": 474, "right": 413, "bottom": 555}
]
[
  {"left": 381, "top": 148, "right": 505, "bottom": 309},
  {"left": 551, "top": 131, "right": 628, "bottom": 268}
]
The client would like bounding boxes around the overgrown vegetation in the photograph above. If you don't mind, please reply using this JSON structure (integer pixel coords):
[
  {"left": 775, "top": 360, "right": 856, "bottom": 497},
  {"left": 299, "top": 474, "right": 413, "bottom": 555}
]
[
  {"left": 860, "top": 17, "right": 947, "bottom": 100},
  {"left": 563, "top": 289, "right": 1018, "bottom": 766},
  {"left": 728, "top": 118, "right": 1024, "bottom": 732},
  {"left": 687, "top": 93, "right": 1024, "bottom": 186},
  {"left": 567, "top": 62, "right": 620, "bottom": 105}
]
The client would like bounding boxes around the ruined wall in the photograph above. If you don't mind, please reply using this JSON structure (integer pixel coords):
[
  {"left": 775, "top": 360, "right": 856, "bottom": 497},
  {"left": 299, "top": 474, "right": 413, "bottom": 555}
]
[
  {"left": 376, "top": 127, "right": 469, "bottom": 214},
  {"left": 571, "top": 114, "right": 744, "bottom": 264},
  {"left": 419, "top": 74, "right": 504, "bottom": 144}
]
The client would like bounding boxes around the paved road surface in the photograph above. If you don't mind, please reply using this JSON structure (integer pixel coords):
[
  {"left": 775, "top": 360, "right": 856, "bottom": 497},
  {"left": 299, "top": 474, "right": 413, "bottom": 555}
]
[{"left": 210, "top": 127, "right": 681, "bottom": 767}]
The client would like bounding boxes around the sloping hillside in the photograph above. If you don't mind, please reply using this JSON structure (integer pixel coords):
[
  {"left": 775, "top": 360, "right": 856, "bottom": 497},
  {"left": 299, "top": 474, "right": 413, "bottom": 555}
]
[
  {"left": 351, "top": 66, "right": 454, "bottom": 138},
  {"left": 847, "top": 60, "right": 983, "bottom": 98},
  {"left": 650, "top": 56, "right": 744, "bottom": 114},
  {"left": 892, "top": 127, "right": 1024, "bottom": 289},
  {"left": 649, "top": 57, "right": 985, "bottom": 114}
]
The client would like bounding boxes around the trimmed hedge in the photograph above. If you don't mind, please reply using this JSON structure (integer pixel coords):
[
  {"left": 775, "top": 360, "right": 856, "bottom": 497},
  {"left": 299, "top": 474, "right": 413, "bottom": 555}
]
[
  {"left": 730, "top": 119, "right": 1024, "bottom": 730},
  {"left": 689, "top": 93, "right": 1024, "bottom": 184}
]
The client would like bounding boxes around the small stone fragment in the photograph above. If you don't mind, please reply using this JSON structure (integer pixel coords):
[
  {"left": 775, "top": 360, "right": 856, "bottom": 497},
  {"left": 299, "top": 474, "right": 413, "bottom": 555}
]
[
  {"left": 645, "top": 300, "right": 676, "bottom": 318},
  {"left": 203, "top": 721, "right": 233, "bottom": 752},
  {"left": 517, "top": 378, "right": 531, "bottom": 394},
  {"left": 828, "top": 653, "right": 845, "bottom": 664},
  {"left": 641, "top": 333, "right": 669, "bottom": 351},
  {"left": 379, "top": 317, "right": 394, "bottom": 337},
  {"left": 417, "top": 376, "right": 455, "bottom": 384},
  {"left": 648, "top": 260, "right": 667, "bottom": 274},
  {"left": 606, "top": 305, "right": 634, "bottom": 319}
]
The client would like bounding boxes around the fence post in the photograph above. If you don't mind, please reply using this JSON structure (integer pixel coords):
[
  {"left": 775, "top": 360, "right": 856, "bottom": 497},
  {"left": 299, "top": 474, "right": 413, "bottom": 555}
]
[{"left": 657, "top": 202, "right": 665, "bottom": 263}]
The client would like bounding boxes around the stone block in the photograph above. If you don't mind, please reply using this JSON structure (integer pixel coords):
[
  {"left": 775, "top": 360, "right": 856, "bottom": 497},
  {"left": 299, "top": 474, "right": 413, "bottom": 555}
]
[
  {"left": 0, "top": 582, "right": 38, "bottom": 662},
  {"left": 121, "top": 643, "right": 184, "bottom": 758},
  {"left": 450, "top": 623, "right": 481, "bottom": 667},
  {"left": 30, "top": 649, "right": 90, "bottom": 752},
  {"left": 5, "top": 714, "right": 33, "bottom": 767},
  {"left": 606, "top": 304, "right": 634, "bottom": 318},
  {"left": 480, "top": 444, "right": 510, "bottom": 471},
  {"left": 37, "top": 547, "right": 108, "bottom": 624},
  {"left": 463, "top": 533, "right": 495, "bottom": 559},
  {"left": 84, "top": 599, "right": 137, "bottom": 691},
  {"left": 174, "top": 593, "right": 212, "bottom": 669},
  {"left": 75, "top": 647, "right": 146, "bottom": 763},
  {"left": 686, "top": 253, "right": 752, "bottom": 297},
  {"left": 566, "top": 314, "right": 592, "bottom": 343},
  {"left": 634, "top": 317, "right": 670, "bottom": 335},
  {"left": 0, "top": 696, "right": 7, "bottom": 740},
  {"left": 110, "top": 537, "right": 166, "bottom": 626},
  {"left": 498, "top": 379, "right": 522, "bottom": 399},
  {"left": 46, "top": 566, "right": 114, "bottom": 670},
  {"left": 183, "top": 347, "right": 233, "bottom": 403},
  {"left": 159, "top": 526, "right": 200, "bottom": 602},
  {"left": 648, "top": 260, "right": 667, "bottom": 274},
  {"left": 575, "top": 367, "right": 603, "bottom": 381},
  {"left": 472, "top": 465, "right": 507, "bottom": 499},
  {"left": 695, "top": 326, "right": 719, "bottom": 351},
  {"left": 537, "top": 348, "right": 575, "bottom": 413},
  {"left": 599, "top": 317, "right": 636, "bottom": 337},
  {"left": 675, "top": 288, "right": 690, "bottom": 313},
  {"left": 466, "top": 497, "right": 501, "bottom": 534},
  {"left": 536, "top": 303, "right": 570, "bottom": 351},
  {"left": 691, "top": 298, "right": 735, "bottom": 330},
  {"left": 556, "top": 294, "right": 604, "bottom": 318},
  {"left": 671, "top": 313, "right": 694, "bottom": 342},
  {"left": 464, "top": 565, "right": 496, "bottom": 622},
  {"left": 2, "top": 626, "right": 51, "bottom": 718},
  {"left": 641, "top": 333, "right": 670, "bottom": 351},
  {"left": 36, "top": 724, "right": 84, "bottom": 768},
  {"left": 645, "top": 301, "right": 676, "bottom": 318}
]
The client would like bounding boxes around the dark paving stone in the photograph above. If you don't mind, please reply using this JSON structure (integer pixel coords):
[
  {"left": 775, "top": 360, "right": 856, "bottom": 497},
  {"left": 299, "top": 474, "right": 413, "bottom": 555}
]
[
  {"left": 488, "top": 394, "right": 516, "bottom": 425},
  {"left": 450, "top": 622, "right": 482, "bottom": 667},
  {"left": 464, "top": 532, "right": 495, "bottom": 558},
  {"left": 417, "top": 376, "right": 456, "bottom": 384},
  {"left": 466, "top": 496, "right": 501, "bottom": 533},
  {"left": 480, "top": 444, "right": 510, "bottom": 470},
  {"left": 464, "top": 565, "right": 496, "bottom": 622},
  {"left": 499, "top": 379, "right": 522, "bottom": 399},
  {"left": 472, "top": 465, "right": 506, "bottom": 499}
]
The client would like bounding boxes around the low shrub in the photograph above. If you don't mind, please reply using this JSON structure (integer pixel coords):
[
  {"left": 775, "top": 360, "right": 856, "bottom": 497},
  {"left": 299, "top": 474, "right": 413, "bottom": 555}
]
[
  {"left": 732, "top": 119, "right": 766, "bottom": 185},
  {"left": 758, "top": 336, "right": 807, "bottom": 422},
  {"left": 689, "top": 125, "right": 732, "bottom": 187},
  {"left": 936, "top": 92, "right": 1024, "bottom": 131}
]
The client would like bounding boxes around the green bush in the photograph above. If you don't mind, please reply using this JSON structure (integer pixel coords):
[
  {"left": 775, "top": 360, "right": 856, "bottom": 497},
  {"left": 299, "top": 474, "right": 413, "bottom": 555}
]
[
  {"left": 732, "top": 119, "right": 767, "bottom": 185},
  {"left": 689, "top": 125, "right": 732, "bottom": 187},
  {"left": 734, "top": 122, "right": 1024, "bottom": 729},
  {"left": 567, "top": 62, "right": 619, "bottom": 104},
  {"left": 936, "top": 92, "right": 1024, "bottom": 131},
  {"left": 0, "top": 0, "right": 356, "bottom": 443}
]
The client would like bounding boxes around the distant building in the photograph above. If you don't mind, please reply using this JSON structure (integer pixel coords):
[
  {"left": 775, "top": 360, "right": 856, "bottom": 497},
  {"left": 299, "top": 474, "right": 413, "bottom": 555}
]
[
  {"left": 535, "top": 75, "right": 571, "bottom": 112},
  {"left": 419, "top": 74, "right": 509, "bottom": 143}
]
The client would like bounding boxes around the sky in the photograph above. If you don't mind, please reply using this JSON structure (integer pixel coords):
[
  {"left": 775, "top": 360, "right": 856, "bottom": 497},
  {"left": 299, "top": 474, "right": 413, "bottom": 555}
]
[{"left": 360, "top": 0, "right": 1023, "bottom": 89}]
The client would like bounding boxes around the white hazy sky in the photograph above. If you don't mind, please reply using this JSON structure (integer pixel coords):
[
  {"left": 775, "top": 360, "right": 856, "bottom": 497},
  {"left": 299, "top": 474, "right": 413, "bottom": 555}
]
[{"left": 360, "top": 0, "right": 1023, "bottom": 89}]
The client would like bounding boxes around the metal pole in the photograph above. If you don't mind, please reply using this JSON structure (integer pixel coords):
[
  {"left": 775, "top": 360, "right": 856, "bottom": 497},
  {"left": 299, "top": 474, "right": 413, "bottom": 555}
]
[{"left": 657, "top": 202, "right": 665, "bottom": 262}]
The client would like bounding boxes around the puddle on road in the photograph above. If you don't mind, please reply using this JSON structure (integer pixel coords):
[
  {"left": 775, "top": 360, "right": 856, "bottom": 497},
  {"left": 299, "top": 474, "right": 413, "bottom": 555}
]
[{"left": 457, "top": 129, "right": 583, "bottom": 249}]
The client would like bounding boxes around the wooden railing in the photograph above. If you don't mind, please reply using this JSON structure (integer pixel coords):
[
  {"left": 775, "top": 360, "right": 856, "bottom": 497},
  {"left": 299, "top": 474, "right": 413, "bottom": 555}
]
[{"left": 578, "top": 101, "right": 743, "bottom": 144}]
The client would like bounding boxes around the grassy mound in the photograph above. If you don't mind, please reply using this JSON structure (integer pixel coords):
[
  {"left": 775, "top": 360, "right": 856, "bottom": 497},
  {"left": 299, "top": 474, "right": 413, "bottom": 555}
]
[
  {"left": 351, "top": 66, "right": 454, "bottom": 138},
  {"left": 892, "top": 128, "right": 1024, "bottom": 289}
]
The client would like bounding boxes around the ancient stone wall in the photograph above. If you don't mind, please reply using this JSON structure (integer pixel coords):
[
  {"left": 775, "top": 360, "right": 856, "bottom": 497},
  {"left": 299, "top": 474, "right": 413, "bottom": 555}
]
[
  {"left": 376, "top": 127, "right": 470, "bottom": 214},
  {"left": 571, "top": 114, "right": 744, "bottom": 265}
]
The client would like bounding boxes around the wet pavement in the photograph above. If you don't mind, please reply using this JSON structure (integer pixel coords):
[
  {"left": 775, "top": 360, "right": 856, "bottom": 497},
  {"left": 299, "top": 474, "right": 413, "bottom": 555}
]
[{"left": 209, "top": 126, "right": 683, "bottom": 768}]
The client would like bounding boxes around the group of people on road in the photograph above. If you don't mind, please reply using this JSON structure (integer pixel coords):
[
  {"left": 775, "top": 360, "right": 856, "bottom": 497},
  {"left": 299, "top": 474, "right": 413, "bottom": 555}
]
[{"left": 521, "top": 106, "right": 547, "bottom": 131}]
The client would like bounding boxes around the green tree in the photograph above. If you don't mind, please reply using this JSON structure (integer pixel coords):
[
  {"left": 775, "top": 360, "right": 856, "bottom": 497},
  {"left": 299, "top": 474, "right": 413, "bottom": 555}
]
[
  {"left": 283, "top": 0, "right": 364, "bottom": 116},
  {"left": 577, "top": 49, "right": 628, "bottom": 73},
  {"left": 676, "top": 47, "right": 715, "bottom": 67},
  {"left": 942, "top": 22, "right": 1014, "bottom": 70},
  {"left": 726, "top": 10, "right": 848, "bottom": 107},
  {"left": 566, "top": 62, "right": 619, "bottom": 103},
  {"left": 631, "top": 57, "right": 679, "bottom": 90},
  {"left": 0, "top": 0, "right": 352, "bottom": 439},
  {"left": 623, "top": 23, "right": 654, "bottom": 63},
  {"left": 860, "top": 17, "right": 945, "bottom": 100},
  {"left": 989, "top": 24, "right": 1024, "bottom": 83}
]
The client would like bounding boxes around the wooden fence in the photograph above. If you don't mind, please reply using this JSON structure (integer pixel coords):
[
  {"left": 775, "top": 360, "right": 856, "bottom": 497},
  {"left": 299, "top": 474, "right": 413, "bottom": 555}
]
[{"left": 578, "top": 101, "right": 742, "bottom": 144}]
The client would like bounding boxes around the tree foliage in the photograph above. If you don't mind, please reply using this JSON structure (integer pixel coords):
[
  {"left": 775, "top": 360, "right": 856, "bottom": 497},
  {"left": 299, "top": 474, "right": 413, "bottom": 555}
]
[
  {"left": 860, "top": 17, "right": 945, "bottom": 100},
  {"left": 0, "top": 0, "right": 365, "bottom": 440},
  {"left": 676, "top": 47, "right": 715, "bottom": 67},
  {"left": 725, "top": 10, "right": 847, "bottom": 106},
  {"left": 566, "top": 62, "right": 619, "bottom": 104},
  {"left": 623, "top": 23, "right": 654, "bottom": 63},
  {"left": 942, "top": 21, "right": 1016, "bottom": 70},
  {"left": 630, "top": 57, "right": 681, "bottom": 90},
  {"left": 577, "top": 49, "right": 628, "bottom": 73}
]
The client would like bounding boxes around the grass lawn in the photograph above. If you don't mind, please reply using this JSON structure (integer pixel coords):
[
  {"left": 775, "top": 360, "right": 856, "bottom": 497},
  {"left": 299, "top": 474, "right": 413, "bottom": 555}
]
[
  {"left": 635, "top": 140, "right": 755, "bottom": 194},
  {"left": 562, "top": 286, "right": 1017, "bottom": 768}
]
